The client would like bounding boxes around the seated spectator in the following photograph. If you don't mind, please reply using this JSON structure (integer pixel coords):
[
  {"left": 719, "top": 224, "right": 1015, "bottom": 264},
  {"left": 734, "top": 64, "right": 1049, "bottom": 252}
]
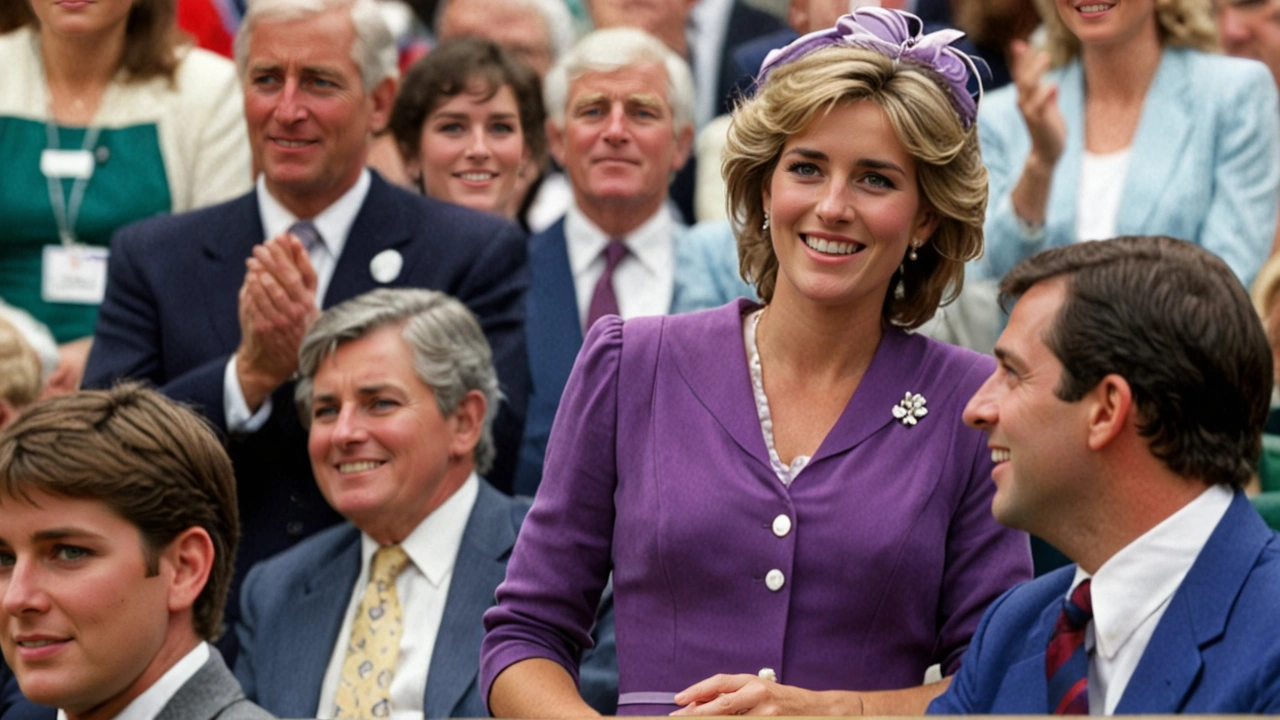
[
  {"left": 515, "top": 26, "right": 751, "bottom": 495},
  {"left": 388, "top": 38, "right": 547, "bottom": 226},
  {"left": 930, "top": 237, "right": 1280, "bottom": 714},
  {"left": 234, "top": 288, "right": 616, "bottom": 718},
  {"left": 978, "top": 0, "right": 1279, "bottom": 288},
  {"left": 0, "top": 384, "right": 273, "bottom": 720},
  {"left": 0, "top": 0, "right": 250, "bottom": 394}
]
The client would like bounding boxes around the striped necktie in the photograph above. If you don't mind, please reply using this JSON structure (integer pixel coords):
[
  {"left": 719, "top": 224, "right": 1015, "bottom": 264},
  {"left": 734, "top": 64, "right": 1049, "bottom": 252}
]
[{"left": 1046, "top": 579, "right": 1093, "bottom": 714}]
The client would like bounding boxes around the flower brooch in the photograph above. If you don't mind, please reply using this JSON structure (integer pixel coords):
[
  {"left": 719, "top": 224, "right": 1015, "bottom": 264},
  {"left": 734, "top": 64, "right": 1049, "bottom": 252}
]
[{"left": 892, "top": 392, "right": 927, "bottom": 427}]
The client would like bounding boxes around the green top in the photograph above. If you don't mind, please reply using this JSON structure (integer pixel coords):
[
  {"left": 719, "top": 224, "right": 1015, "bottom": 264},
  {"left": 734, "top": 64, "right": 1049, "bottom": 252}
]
[{"left": 0, "top": 117, "right": 171, "bottom": 343}]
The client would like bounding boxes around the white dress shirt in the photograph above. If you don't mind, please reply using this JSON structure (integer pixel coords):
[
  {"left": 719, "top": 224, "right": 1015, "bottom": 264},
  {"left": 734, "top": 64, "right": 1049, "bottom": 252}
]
[
  {"left": 1070, "top": 483, "right": 1233, "bottom": 714},
  {"left": 565, "top": 203, "right": 675, "bottom": 331},
  {"left": 315, "top": 473, "right": 480, "bottom": 720},
  {"left": 56, "top": 642, "right": 210, "bottom": 720},
  {"left": 1076, "top": 148, "right": 1131, "bottom": 243},
  {"left": 223, "top": 169, "right": 372, "bottom": 433}
]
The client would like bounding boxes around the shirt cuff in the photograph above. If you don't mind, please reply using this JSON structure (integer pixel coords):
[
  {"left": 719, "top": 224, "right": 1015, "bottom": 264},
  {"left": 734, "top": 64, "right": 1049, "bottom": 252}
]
[{"left": 224, "top": 354, "right": 273, "bottom": 433}]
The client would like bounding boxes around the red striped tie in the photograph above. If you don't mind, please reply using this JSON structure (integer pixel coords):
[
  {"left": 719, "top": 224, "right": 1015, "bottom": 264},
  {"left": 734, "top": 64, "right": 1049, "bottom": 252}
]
[{"left": 1046, "top": 579, "right": 1093, "bottom": 714}]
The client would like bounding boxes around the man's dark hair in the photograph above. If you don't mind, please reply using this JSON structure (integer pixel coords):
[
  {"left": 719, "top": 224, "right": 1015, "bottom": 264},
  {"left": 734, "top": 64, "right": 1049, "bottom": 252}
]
[
  {"left": 1000, "top": 236, "right": 1272, "bottom": 487},
  {"left": 0, "top": 383, "right": 239, "bottom": 640}
]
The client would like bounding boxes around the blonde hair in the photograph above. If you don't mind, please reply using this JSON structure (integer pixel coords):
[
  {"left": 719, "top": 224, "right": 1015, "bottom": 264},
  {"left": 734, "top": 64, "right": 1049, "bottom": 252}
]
[
  {"left": 0, "top": 316, "right": 40, "bottom": 411},
  {"left": 1033, "top": 0, "right": 1219, "bottom": 67},
  {"left": 724, "top": 45, "right": 987, "bottom": 329}
]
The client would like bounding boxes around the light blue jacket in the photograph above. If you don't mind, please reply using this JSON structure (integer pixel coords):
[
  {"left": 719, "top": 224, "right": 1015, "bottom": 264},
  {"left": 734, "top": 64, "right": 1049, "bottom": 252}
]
[{"left": 978, "top": 49, "right": 1280, "bottom": 288}]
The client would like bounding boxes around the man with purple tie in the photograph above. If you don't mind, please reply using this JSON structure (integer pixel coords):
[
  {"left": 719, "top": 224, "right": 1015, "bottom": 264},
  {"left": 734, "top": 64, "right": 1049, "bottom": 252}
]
[
  {"left": 516, "top": 26, "right": 750, "bottom": 495},
  {"left": 929, "top": 236, "right": 1280, "bottom": 715}
]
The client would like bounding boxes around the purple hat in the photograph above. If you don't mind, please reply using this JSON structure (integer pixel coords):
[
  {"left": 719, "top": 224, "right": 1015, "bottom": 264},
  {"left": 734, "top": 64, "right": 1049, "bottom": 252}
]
[{"left": 757, "top": 7, "right": 982, "bottom": 128}]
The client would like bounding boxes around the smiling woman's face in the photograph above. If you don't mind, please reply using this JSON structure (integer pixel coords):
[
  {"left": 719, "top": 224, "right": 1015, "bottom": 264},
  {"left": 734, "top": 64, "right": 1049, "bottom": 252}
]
[
  {"left": 416, "top": 83, "right": 530, "bottom": 219},
  {"left": 1054, "top": 0, "right": 1159, "bottom": 48}
]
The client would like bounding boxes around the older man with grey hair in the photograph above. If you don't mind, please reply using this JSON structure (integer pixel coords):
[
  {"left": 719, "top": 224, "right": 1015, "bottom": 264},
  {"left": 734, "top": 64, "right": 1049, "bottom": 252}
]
[
  {"left": 233, "top": 288, "right": 615, "bottom": 718},
  {"left": 82, "top": 0, "right": 531, "bottom": 668},
  {"left": 518, "top": 27, "right": 749, "bottom": 495},
  {"left": 435, "top": 0, "right": 575, "bottom": 78}
]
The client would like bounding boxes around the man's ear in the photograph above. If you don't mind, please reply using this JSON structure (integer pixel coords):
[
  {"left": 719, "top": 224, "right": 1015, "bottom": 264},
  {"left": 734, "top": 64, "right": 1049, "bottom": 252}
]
[
  {"left": 162, "top": 527, "right": 215, "bottom": 614},
  {"left": 1085, "top": 374, "right": 1133, "bottom": 452},
  {"left": 449, "top": 390, "right": 487, "bottom": 461},
  {"left": 368, "top": 77, "right": 399, "bottom": 135},
  {"left": 671, "top": 123, "right": 695, "bottom": 174},
  {"left": 0, "top": 399, "right": 17, "bottom": 431},
  {"left": 546, "top": 117, "right": 567, "bottom": 168}
]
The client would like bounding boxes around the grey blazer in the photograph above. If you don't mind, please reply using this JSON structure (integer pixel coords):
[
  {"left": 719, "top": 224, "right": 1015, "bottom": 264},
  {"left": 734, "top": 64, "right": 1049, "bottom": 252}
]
[{"left": 156, "top": 650, "right": 274, "bottom": 720}]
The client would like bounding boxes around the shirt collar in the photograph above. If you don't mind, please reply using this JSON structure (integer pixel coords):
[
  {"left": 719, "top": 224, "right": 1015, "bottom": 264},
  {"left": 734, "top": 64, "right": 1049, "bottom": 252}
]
[
  {"left": 58, "top": 642, "right": 209, "bottom": 720},
  {"left": 358, "top": 473, "right": 480, "bottom": 588},
  {"left": 564, "top": 202, "right": 674, "bottom": 277},
  {"left": 255, "top": 168, "right": 371, "bottom": 261},
  {"left": 1078, "top": 483, "right": 1233, "bottom": 659}
]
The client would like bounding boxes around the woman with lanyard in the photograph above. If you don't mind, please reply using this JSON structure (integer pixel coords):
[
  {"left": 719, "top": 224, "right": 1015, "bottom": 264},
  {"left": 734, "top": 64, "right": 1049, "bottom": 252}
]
[{"left": 0, "top": 0, "right": 250, "bottom": 394}]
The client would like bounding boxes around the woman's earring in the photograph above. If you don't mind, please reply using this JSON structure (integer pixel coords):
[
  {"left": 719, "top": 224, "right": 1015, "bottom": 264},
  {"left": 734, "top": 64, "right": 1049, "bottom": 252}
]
[
  {"left": 762, "top": 211, "right": 770, "bottom": 232},
  {"left": 908, "top": 238, "right": 921, "bottom": 261}
]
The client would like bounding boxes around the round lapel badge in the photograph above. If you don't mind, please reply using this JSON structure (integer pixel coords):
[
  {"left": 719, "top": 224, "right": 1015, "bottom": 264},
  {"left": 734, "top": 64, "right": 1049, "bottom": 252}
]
[{"left": 369, "top": 249, "right": 403, "bottom": 284}]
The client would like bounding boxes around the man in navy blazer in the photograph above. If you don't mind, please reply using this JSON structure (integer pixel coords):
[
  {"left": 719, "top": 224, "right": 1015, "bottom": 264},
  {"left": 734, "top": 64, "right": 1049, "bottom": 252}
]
[
  {"left": 516, "top": 28, "right": 753, "bottom": 494},
  {"left": 930, "top": 236, "right": 1280, "bottom": 714},
  {"left": 234, "top": 289, "right": 614, "bottom": 718},
  {"left": 81, "top": 0, "right": 528, "bottom": 660}
]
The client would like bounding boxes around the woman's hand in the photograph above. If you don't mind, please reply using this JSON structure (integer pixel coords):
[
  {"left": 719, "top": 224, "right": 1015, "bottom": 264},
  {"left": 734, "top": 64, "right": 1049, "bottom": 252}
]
[
  {"left": 671, "top": 674, "right": 861, "bottom": 716},
  {"left": 1011, "top": 40, "right": 1066, "bottom": 168}
]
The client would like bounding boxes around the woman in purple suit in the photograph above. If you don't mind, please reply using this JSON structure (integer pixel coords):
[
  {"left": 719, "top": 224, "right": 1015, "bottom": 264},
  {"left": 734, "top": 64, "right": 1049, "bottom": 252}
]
[{"left": 481, "top": 9, "right": 1031, "bottom": 717}]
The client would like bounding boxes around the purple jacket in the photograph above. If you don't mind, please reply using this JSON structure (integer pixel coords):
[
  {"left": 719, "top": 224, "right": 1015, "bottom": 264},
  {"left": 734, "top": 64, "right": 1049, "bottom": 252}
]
[{"left": 482, "top": 300, "right": 1031, "bottom": 714}]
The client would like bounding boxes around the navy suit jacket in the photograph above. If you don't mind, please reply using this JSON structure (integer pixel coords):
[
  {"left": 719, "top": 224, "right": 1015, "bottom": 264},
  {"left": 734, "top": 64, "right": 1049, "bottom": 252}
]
[
  {"left": 81, "top": 173, "right": 529, "bottom": 661},
  {"left": 514, "top": 218, "right": 751, "bottom": 495},
  {"left": 0, "top": 657, "right": 52, "bottom": 720},
  {"left": 930, "top": 491, "right": 1280, "bottom": 714},
  {"left": 713, "top": 1, "right": 787, "bottom": 117},
  {"left": 234, "top": 480, "right": 616, "bottom": 717}
]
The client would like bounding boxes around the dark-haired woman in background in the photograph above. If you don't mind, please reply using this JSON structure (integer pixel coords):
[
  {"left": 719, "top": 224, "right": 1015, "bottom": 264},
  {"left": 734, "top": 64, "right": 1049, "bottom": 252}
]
[{"left": 388, "top": 37, "right": 546, "bottom": 227}]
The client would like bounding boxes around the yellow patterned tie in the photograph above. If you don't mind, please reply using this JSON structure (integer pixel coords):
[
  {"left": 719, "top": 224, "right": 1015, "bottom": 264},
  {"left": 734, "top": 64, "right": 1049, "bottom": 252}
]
[{"left": 334, "top": 545, "right": 411, "bottom": 719}]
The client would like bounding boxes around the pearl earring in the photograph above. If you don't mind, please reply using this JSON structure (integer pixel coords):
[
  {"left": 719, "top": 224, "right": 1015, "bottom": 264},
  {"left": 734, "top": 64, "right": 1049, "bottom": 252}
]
[
  {"left": 908, "top": 238, "right": 921, "bottom": 261},
  {"left": 762, "top": 212, "right": 770, "bottom": 232}
]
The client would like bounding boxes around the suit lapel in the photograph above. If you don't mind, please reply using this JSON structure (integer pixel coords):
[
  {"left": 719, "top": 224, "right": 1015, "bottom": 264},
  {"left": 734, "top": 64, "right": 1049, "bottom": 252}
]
[
  {"left": 528, "top": 219, "right": 586, "bottom": 397},
  {"left": 1046, "top": 62, "right": 1085, "bottom": 244},
  {"left": 198, "top": 193, "right": 266, "bottom": 351},
  {"left": 1117, "top": 51, "right": 1193, "bottom": 235},
  {"left": 808, "top": 329, "right": 917, "bottom": 462},
  {"left": 666, "top": 301, "right": 771, "bottom": 469},
  {"left": 155, "top": 649, "right": 243, "bottom": 720},
  {"left": 1115, "top": 492, "right": 1269, "bottom": 712},
  {"left": 423, "top": 483, "right": 517, "bottom": 717},
  {"left": 276, "top": 530, "right": 362, "bottom": 716},
  {"left": 323, "top": 174, "right": 417, "bottom": 308}
]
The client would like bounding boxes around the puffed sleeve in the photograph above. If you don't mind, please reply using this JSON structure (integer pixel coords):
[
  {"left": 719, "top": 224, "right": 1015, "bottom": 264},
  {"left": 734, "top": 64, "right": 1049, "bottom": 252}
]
[{"left": 480, "top": 315, "right": 624, "bottom": 705}]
